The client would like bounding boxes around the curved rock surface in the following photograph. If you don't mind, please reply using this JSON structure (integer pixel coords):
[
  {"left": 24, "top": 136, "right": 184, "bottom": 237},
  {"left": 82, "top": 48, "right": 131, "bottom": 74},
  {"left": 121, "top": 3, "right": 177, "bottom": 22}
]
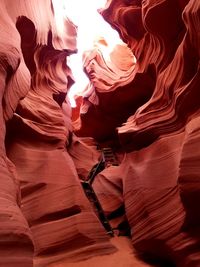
[
  {"left": 1, "top": 0, "right": 200, "bottom": 266},
  {"left": 87, "top": 0, "right": 200, "bottom": 266},
  {"left": 2, "top": 0, "right": 115, "bottom": 266},
  {"left": 5, "top": 3, "right": 116, "bottom": 267},
  {"left": 0, "top": 1, "right": 34, "bottom": 266},
  {"left": 75, "top": 41, "right": 155, "bottom": 146},
  {"left": 100, "top": 0, "right": 199, "bottom": 151}
]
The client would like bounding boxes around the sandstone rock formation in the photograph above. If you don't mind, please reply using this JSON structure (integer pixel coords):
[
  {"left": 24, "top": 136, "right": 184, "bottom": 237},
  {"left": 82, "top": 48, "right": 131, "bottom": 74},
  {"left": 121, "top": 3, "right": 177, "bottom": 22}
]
[
  {"left": 2, "top": 0, "right": 116, "bottom": 266},
  {"left": 75, "top": 38, "right": 155, "bottom": 147},
  {"left": 0, "top": 1, "right": 34, "bottom": 266},
  {"left": 77, "top": 0, "right": 200, "bottom": 266},
  {"left": 1, "top": 0, "right": 200, "bottom": 266}
]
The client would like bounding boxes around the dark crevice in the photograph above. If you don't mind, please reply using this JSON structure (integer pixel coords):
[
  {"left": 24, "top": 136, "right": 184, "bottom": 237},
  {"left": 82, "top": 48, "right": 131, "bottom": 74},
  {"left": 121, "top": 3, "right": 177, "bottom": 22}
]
[
  {"left": 21, "top": 183, "right": 47, "bottom": 198},
  {"left": 30, "top": 205, "right": 81, "bottom": 226}
]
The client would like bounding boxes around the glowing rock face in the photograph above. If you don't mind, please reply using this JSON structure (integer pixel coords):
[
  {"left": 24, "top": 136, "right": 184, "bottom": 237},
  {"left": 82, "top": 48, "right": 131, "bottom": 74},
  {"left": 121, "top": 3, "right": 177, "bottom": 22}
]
[
  {"left": 65, "top": 0, "right": 124, "bottom": 107},
  {"left": 100, "top": 0, "right": 199, "bottom": 150},
  {"left": 1, "top": 0, "right": 200, "bottom": 266},
  {"left": 82, "top": 0, "right": 200, "bottom": 265},
  {"left": 1, "top": 1, "right": 116, "bottom": 266}
]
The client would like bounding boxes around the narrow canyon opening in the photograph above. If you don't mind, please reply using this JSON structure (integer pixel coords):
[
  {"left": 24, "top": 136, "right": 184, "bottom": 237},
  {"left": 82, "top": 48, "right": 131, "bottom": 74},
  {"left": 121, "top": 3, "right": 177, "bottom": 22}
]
[{"left": 0, "top": 0, "right": 200, "bottom": 267}]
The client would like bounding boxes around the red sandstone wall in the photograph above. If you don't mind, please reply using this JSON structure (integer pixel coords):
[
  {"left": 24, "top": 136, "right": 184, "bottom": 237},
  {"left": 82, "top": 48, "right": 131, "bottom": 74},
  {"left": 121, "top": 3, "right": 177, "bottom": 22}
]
[
  {"left": 83, "top": 0, "right": 200, "bottom": 265},
  {"left": 2, "top": 1, "right": 116, "bottom": 266},
  {"left": 1, "top": 0, "right": 200, "bottom": 266}
]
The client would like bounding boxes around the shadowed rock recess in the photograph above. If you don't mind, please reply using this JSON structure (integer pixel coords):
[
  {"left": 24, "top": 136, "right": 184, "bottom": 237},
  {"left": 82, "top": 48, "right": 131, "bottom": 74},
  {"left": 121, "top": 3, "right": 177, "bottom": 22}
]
[{"left": 1, "top": 0, "right": 200, "bottom": 266}]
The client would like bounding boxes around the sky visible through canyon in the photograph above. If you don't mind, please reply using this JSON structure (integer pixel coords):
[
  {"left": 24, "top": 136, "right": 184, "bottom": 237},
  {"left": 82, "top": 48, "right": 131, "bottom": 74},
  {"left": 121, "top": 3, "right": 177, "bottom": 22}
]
[{"left": 53, "top": 0, "right": 123, "bottom": 106}]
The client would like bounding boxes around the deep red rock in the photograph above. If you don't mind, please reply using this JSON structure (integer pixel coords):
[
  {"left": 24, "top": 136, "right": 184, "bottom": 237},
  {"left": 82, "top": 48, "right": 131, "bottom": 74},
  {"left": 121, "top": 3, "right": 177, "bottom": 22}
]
[{"left": 1, "top": 0, "right": 200, "bottom": 266}]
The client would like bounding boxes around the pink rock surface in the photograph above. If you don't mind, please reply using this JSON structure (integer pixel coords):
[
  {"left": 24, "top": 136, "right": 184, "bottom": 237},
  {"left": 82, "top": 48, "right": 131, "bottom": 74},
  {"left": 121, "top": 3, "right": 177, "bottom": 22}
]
[
  {"left": 72, "top": 0, "right": 200, "bottom": 265},
  {"left": 0, "top": 1, "right": 34, "bottom": 266},
  {"left": 5, "top": 1, "right": 116, "bottom": 265},
  {"left": 1, "top": 0, "right": 200, "bottom": 266},
  {"left": 2, "top": 0, "right": 115, "bottom": 266},
  {"left": 48, "top": 236, "right": 153, "bottom": 267},
  {"left": 68, "top": 135, "right": 101, "bottom": 181},
  {"left": 100, "top": 0, "right": 200, "bottom": 151},
  {"left": 91, "top": 0, "right": 200, "bottom": 265},
  {"left": 91, "top": 116, "right": 200, "bottom": 266},
  {"left": 75, "top": 42, "right": 155, "bottom": 146}
]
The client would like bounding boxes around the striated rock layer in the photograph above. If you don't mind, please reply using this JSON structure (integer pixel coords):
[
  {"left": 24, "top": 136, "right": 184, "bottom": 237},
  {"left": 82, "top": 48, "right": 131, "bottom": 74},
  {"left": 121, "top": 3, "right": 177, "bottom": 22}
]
[
  {"left": 69, "top": 0, "right": 200, "bottom": 266},
  {"left": 74, "top": 39, "right": 155, "bottom": 147},
  {"left": 94, "top": 116, "right": 200, "bottom": 266},
  {"left": 0, "top": 1, "right": 34, "bottom": 266},
  {"left": 87, "top": 0, "right": 200, "bottom": 266},
  {"left": 101, "top": 0, "right": 199, "bottom": 150},
  {"left": 1, "top": 0, "right": 200, "bottom": 266},
  {"left": 3, "top": 0, "right": 116, "bottom": 266}
]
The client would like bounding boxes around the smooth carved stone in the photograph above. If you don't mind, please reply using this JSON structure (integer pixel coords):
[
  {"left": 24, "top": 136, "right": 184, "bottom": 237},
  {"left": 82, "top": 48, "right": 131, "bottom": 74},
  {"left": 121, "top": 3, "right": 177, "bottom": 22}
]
[
  {"left": 100, "top": 1, "right": 145, "bottom": 44},
  {"left": 142, "top": 0, "right": 185, "bottom": 41},
  {"left": 7, "top": 141, "right": 116, "bottom": 266},
  {"left": 68, "top": 135, "right": 101, "bottom": 181},
  {"left": 0, "top": 1, "right": 34, "bottom": 266},
  {"left": 179, "top": 116, "right": 200, "bottom": 229},
  {"left": 82, "top": 116, "right": 200, "bottom": 266},
  {"left": 93, "top": 165, "right": 126, "bottom": 230},
  {"left": 77, "top": 0, "right": 192, "bottom": 146},
  {"left": 2, "top": 0, "right": 200, "bottom": 266},
  {"left": 6, "top": 37, "right": 116, "bottom": 266},
  {"left": 0, "top": 156, "right": 34, "bottom": 267},
  {"left": 76, "top": 1, "right": 200, "bottom": 265},
  {"left": 100, "top": 0, "right": 200, "bottom": 151},
  {"left": 78, "top": 42, "right": 136, "bottom": 114},
  {"left": 4, "top": 0, "right": 77, "bottom": 52},
  {"left": 48, "top": 236, "right": 153, "bottom": 267},
  {"left": 2, "top": 0, "right": 115, "bottom": 265},
  {"left": 74, "top": 43, "right": 155, "bottom": 145}
]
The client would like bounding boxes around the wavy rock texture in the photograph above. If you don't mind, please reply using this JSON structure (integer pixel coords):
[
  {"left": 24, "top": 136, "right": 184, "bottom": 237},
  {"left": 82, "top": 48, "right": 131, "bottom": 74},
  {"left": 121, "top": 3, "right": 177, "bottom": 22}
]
[
  {"left": 86, "top": 0, "right": 200, "bottom": 266},
  {"left": 3, "top": 0, "right": 115, "bottom": 266},
  {"left": 4, "top": 1, "right": 116, "bottom": 266},
  {"left": 0, "top": 1, "right": 34, "bottom": 266},
  {"left": 93, "top": 163, "right": 127, "bottom": 232},
  {"left": 48, "top": 236, "right": 153, "bottom": 267},
  {"left": 1, "top": 0, "right": 200, "bottom": 266},
  {"left": 74, "top": 41, "right": 155, "bottom": 146},
  {"left": 101, "top": 0, "right": 199, "bottom": 150},
  {"left": 68, "top": 135, "right": 101, "bottom": 181}
]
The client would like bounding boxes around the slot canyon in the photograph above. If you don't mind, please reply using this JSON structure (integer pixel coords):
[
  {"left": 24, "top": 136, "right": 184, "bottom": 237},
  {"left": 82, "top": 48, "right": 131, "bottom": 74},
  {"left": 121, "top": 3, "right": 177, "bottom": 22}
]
[{"left": 0, "top": 0, "right": 200, "bottom": 266}]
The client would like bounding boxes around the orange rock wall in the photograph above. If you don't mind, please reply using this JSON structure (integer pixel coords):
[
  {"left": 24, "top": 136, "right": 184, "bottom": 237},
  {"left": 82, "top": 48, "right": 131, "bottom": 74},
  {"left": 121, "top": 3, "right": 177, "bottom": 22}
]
[
  {"left": 89, "top": 0, "right": 200, "bottom": 265},
  {"left": 1, "top": 0, "right": 200, "bottom": 266},
  {"left": 2, "top": 1, "right": 115, "bottom": 266}
]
